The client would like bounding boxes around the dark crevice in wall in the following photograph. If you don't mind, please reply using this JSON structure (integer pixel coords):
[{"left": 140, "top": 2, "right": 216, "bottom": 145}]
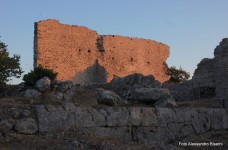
[
  {"left": 97, "top": 35, "right": 105, "bottom": 53},
  {"left": 33, "top": 22, "right": 38, "bottom": 68}
]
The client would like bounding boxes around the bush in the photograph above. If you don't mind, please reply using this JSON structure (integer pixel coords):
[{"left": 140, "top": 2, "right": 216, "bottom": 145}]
[
  {"left": 166, "top": 66, "right": 190, "bottom": 83},
  {"left": 0, "top": 39, "right": 23, "bottom": 86},
  {"left": 23, "top": 65, "right": 58, "bottom": 86}
]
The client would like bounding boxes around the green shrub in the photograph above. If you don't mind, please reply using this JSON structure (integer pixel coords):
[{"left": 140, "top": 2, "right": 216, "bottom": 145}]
[
  {"left": 166, "top": 66, "right": 190, "bottom": 83},
  {"left": 23, "top": 65, "right": 58, "bottom": 86},
  {"left": 0, "top": 38, "right": 23, "bottom": 86}
]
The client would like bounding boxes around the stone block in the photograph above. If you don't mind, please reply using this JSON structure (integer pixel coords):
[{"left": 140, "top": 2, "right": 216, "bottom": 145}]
[
  {"left": 14, "top": 118, "right": 38, "bottom": 134},
  {"left": 35, "top": 105, "right": 76, "bottom": 132}
]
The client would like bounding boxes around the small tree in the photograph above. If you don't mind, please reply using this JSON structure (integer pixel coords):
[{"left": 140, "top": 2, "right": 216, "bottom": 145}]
[
  {"left": 0, "top": 39, "right": 23, "bottom": 86},
  {"left": 23, "top": 65, "right": 58, "bottom": 86},
  {"left": 166, "top": 66, "right": 190, "bottom": 83}
]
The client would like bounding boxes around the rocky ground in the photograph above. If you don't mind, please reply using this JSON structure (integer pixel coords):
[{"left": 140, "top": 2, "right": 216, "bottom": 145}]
[{"left": 0, "top": 74, "right": 227, "bottom": 150}]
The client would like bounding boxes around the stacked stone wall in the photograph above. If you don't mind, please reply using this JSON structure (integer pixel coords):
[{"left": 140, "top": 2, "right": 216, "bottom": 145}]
[
  {"left": 35, "top": 105, "right": 228, "bottom": 143},
  {"left": 34, "top": 20, "right": 170, "bottom": 84}
]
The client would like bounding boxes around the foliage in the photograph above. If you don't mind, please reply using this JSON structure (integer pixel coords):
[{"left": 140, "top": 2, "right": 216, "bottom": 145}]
[
  {"left": 166, "top": 66, "right": 190, "bottom": 83},
  {"left": 0, "top": 39, "right": 23, "bottom": 86},
  {"left": 23, "top": 65, "right": 57, "bottom": 86}
]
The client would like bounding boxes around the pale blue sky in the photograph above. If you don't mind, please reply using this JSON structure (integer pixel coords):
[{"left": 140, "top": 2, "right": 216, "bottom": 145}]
[{"left": 1, "top": 0, "right": 228, "bottom": 84}]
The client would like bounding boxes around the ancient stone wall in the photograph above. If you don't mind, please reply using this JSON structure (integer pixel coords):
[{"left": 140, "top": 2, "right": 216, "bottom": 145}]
[
  {"left": 34, "top": 20, "right": 170, "bottom": 84},
  {"left": 192, "top": 38, "right": 228, "bottom": 98},
  {"left": 167, "top": 38, "right": 228, "bottom": 100},
  {"left": 1, "top": 103, "right": 227, "bottom": 148},
  {"left": 33, "top": 105, "right": 228, "bottom": 143}
]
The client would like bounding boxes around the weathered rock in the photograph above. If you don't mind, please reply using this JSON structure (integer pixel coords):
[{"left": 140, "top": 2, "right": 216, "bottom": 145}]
[
  {"left": 26, "top": 104, "right": 228, "bottom": 146},
  {"left": 14, "top": 118, "right": 38, "bottom": 134},
  {"left": 0, "top": 132, "right": 4, "bottom": 143},
  {"left": 88, "top": 127, "right": 132, "bottom": 142},
  {"left": 225, "top": 98, "right": 228, "bottom": 108},
  {"left": 154, "top": 94, "right": 177, "bottom": 108},
  {"left": 96, "top": 88, "right": 127, "bottom": 106},
  {"left": 36, "top": 103, "right": 106, "bottom": 132},
  {"left": 0, "top": 119, "right": 15, "bottom": 133},
  {"left": 75, "top": 107, "right": 106, "bottom": 127},
  {"left": 52, "top": 80, "right": 74, "bottom": 92},
  {"left": 192, "top": 38, "right": 228, "bottom": 98},
  {"left": 24, "top": 89, "right": 40, "bottom": 98},
  {"left": 21, "top": 110, "right": 31, "bottom": 118},
  {"left": 125, "top": 87, "right": 170, "bottom": 103},
  {"left": 110, "top": 73, "right": 161, "bottom": 98},
  {"left": 130, "top": 107, "right": 158, "bottom": 126},
  {"left": 35, "top": 105, "right": 76, "bottom": 132},
  {"left": 51, "top": 90, "right": 64, "bottom": 100},
  {"left": 163, "top": 81, "right": 195, "bottom": 102},
  {"left": 209, "top": 109, "right": 228, "bottom": 130},
  {"left": 35, "top": 77, "right": 51, "bottom": 92},
  {"left": 104, "top": 107, "right": 130, "bottom": 126},
  {"left": 191, "top": 111, "right": 210, "bottom": 135}
]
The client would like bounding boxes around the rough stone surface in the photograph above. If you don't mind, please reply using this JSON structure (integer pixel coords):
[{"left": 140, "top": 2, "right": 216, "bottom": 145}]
[
  {"left": 0, "top": 99, "right": 227, "bottom": 149},
  {"left": 192, "top": 38, "right": 228, "bottom": 98},
  {"left": 35, "top": 104, "right": 228, "bottom": 140},
  {"left": 35, "top": 105, "right": 76, "bottom": 132},
  {"left": 51, "top": 80, "right": 74, "bottom": 92},
  {"left": 14, "top": 118, "right": 38, "bottom": 134},
  {"left": 35, "top": 77, "right": 51, "bottom": 92},
  {"left": 110, "top": 73, "right": 161, "bottom": 98},
  {"left": 154, "top": 94, "right": 177, "bottom": 108},
  {"left": 51, "top": 90, "right": 64, "bottom": 100},
  {"left": 24, "top": 89, "right": 40, "bottom": 98},
  {"left": 191, "top": 111, "right": 211, "bottom": 135},
  {"left": 34, "top": 19, "right": 170, "bottom": 84},
  {"left": 126, "top": 87, "right": 170, "bottom": 103},
  {"left": 0, "top": 119, "right": 15, "bottom": 133},
  {"left": 96, "top": 88, "right": 128, "bottom": 106},
  {"left": 162, "top": 38, "right": 228, "bottom": 101}
]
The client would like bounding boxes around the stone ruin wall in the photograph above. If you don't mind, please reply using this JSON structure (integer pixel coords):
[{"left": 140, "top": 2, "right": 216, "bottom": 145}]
[
  {"left": 192, "top": 38, "right": 228, "bottom": 98},
  {"left": 166, "top": 38, "right": 228, "bottom": 101},
  {"left": 34, "top": 20, "right": 169, "bottom": 84}
]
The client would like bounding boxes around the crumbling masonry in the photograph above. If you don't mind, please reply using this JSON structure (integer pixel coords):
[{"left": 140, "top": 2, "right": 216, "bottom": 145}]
[{"left": 34, "top": 19, "right": 170, "bottom": 84}]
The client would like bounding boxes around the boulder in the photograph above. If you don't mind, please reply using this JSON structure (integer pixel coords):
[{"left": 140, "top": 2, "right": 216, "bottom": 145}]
[
  {"left": 14, "top": 118, "right": 38, "bottom": 134},
  {"left": 96, "top": 88, "right": 128, "bottom": 106},
  {"left": 110, "top": 73, "right": 161, "bottom": 98},
  {"left": 154, "top": 94, "right": 177, "bottom": 108},
  {"left": 35, "top": 77, "right": 51, "bottom": 92},
  {"left": 24, "top": 89, "right": 40, "bottom": 98},
  {"left": 52, "top": 80, "right": 73, "bottom": 93},
  {"left": 125, "top": 87, "right": 170, "bottom": 103}
]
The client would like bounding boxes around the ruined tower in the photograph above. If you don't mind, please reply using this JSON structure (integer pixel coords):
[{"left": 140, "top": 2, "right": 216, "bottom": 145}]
[{"left": 34, "top": 19, "right": 170, "bottom": 84}]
